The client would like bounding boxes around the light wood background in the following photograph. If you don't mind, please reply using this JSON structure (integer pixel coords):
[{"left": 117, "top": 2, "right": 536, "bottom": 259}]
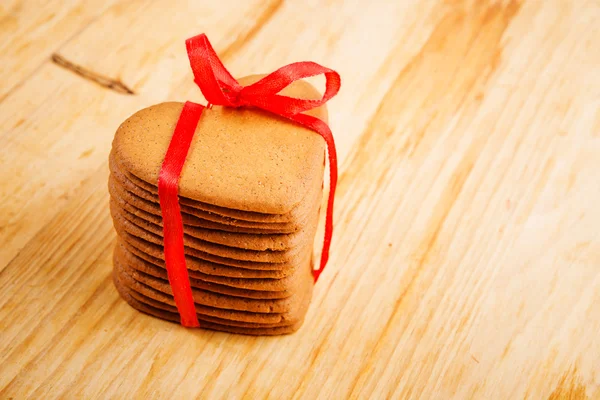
[{"left": 1, "top": 0, "right": 599, "bottom": 398}]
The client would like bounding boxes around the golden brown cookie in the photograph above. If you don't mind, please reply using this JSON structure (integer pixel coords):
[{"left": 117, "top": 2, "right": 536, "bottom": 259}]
[
  {"left": 109, "top": 178, "right": 293, "bottom": 233},
  {"left": 115, "top": 282, "right": 305, "bottom": 335},
  {"left": 117, "top": 235, "right": 301, "bottom": 277},
  {"left": 111, "top": 77, "right": 327, "bottom": 214},
  {"left": 111, "top": 208, "right": 312, "bottom": 264},
  {"left": 109, "top": 176, "right": 300, "bottom": 232},
  {"left": 113, "top": 259, "right": 313, "bottom": 324},
  {"left": 110, "top": 153, "right": 322, "bottom": 224},
  {"left": 116, "top": 240, "right": 305, "bottom": 292},
  {"left": 109, "top": 173, "right": 304, "bottom": 230},
  {"left": 114, "top": 269, "right": 286, "bottom": 324},
  {"left": 125, "top": 288, "right": 298, "bottom": 328},
  {"left": 120, "top": 236, "right": 302, "bottom": 279},
  {"left": 116, "top": 256, "right": 310, "bottom": 313},
  {"left": 114, "top": 243, "right": 291, "bottom": 299},
  {"left": 111, "top": 198, "right": 316, "bottom": 252}
]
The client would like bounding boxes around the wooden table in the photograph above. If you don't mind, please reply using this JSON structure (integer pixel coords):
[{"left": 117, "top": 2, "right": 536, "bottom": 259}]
[{"left": 1, "top": 0, "right": 599, "bottom": 398}]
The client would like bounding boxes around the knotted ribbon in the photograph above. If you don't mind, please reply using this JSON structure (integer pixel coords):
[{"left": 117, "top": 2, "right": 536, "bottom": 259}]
[{"left": 158, "top": 33, "right": 340, "bottom": 327}]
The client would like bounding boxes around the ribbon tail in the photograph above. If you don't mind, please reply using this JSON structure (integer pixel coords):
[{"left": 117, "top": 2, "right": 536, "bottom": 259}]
[
  {"left": 287, "top": 114, "right": 338, "bottom": 282},
  {"left": 186, "top": 34, "right": 242, "bottom": 106}
]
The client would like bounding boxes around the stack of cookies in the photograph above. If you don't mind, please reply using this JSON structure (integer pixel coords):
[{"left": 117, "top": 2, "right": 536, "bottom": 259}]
[{"left": 109, "top": 76, "right": 328, "bottom": 335}]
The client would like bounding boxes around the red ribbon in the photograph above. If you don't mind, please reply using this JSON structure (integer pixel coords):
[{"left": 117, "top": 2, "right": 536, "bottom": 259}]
[{"left": 158, "top": 33, "right": 340, "bottom": 327}]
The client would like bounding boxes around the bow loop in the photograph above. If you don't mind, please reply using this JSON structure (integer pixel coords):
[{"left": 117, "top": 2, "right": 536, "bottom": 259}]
[
  {"left": 242, "top": 62, "right": 341, "bottom": 115},
  {"left": 186, "top": 35, "right": 242, "bottom": 107}
]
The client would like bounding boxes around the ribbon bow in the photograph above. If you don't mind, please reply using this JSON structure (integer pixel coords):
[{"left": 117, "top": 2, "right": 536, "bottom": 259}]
[{"left": 158, "top": 33, "right": 340, "bottom": 327}]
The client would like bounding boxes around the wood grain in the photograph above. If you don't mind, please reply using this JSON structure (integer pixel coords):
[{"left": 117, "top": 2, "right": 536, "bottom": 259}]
[
  {"left": 1, "top": 0, "right": 599, "bottom": 398},
  {"left": 0, "top": 0, "right": 123, "bottom": 102}
]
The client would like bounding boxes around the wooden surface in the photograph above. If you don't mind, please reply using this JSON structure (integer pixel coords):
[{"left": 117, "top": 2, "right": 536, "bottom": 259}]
[{"left": 1, "top": 0, "right": 599, "bottom": 398}]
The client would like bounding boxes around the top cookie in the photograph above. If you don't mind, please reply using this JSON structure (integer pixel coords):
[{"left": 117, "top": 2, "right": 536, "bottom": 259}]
[{"left": 112, "top": 75, "right": 328, "bottom": 214}]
